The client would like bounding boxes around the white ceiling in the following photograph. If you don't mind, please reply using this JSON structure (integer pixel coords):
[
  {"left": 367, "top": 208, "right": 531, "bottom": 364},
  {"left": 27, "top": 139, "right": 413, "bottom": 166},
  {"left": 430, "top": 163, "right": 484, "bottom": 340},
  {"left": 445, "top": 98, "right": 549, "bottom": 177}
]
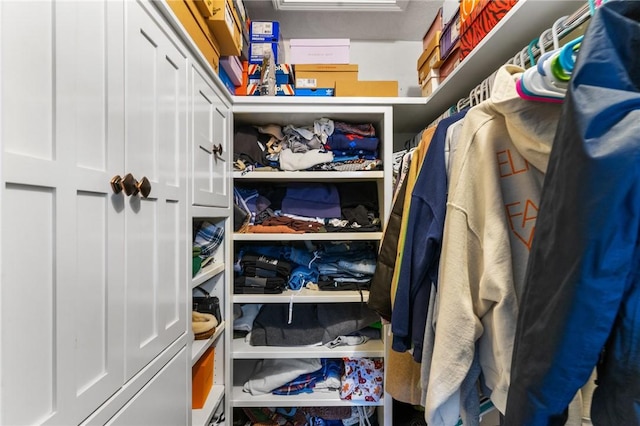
[{"left": 242, "top": 0, "right": 443, "bottom": 41}]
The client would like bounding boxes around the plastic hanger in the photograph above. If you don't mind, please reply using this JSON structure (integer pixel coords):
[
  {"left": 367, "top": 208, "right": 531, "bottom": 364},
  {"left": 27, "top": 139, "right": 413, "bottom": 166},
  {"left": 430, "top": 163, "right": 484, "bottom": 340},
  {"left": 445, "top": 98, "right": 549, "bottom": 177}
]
[
  {"left": 539, "top": 49, "right": 571, "bottom": 88},
  {"left": 520, "top": 66, "right": 565, "bottom": 100},
  {"left": 517, "top": 15, "right": 571, "bottom": 102},
  {"left": 558, "top": 35, "right": 583, "bottom": 73},
  {"left": 527, "top": 38, "right": 539, "bottom": 67},
  {"left": 515, "top": 78, "right": 564, "bottom": 104}
]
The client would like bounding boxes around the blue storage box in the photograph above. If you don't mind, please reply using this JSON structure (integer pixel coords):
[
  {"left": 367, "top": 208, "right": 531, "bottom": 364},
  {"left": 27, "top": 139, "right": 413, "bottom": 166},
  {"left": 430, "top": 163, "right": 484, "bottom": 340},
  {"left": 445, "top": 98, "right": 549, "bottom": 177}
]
[
  {"left": 218, "top": 65, "right": 236, "bottom": 95},
  {"left": 249, "top": 41, "right": 283, "bottom": 64},
  {"left": 249, "top": 21, "right": 280, "bottom": 42},
  {"left": 294, "top": 88, "right": 335, "bottom": 97}
]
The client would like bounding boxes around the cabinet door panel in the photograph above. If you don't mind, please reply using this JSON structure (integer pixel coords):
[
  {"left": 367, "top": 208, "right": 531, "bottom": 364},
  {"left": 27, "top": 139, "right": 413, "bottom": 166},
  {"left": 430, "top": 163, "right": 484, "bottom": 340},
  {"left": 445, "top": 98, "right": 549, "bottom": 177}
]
[
  {"left": 1, "top": 184, "right": 56, "bottom": 425},
  {"left": 1, "top": 1, "right": 53, "bottom": 159},
  {"left": 1, "top": 1, "right": 125, "bottom": 425},
  {"left": 192, "top": 66, "right": 230, "bottom": 208},
  {"left": 105, "top": 347, "right": 189, "bottom": 426},
  {"left": 124, "top": 0, "right": 187, "bottom": 380}
]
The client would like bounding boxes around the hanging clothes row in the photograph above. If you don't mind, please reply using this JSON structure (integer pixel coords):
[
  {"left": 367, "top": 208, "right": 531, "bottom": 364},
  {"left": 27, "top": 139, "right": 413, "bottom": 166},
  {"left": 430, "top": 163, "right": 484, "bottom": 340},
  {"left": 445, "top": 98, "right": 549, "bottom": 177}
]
[{"left": 368, "top": 0, "right": 640, "bottom": 424}]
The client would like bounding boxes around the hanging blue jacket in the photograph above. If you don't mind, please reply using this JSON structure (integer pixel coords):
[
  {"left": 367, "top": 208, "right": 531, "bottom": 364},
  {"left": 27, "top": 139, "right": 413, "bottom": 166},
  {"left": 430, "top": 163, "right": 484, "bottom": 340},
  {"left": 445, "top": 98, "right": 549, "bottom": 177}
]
[
  {"left": 505, "top": 2, "right": 640, "bottom": 424},
  {"left": 391, "top": 110, "right": 468, "bottom": 362}
]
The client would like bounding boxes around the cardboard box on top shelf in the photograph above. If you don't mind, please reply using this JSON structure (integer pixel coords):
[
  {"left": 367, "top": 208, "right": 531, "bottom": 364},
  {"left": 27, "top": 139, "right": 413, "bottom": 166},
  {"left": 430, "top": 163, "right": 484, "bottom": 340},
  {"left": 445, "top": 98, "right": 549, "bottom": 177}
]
[
  {"left": 247, "top": 63, "right": 294, "bottom": 85},
  {"left": 247, "top": 83, "right": 295, "bottom": 96},
  {"left": 235, "top": 60, "right": 249, "bottom": 96},
  {"left": 167, "top": 0, "right": 221, "bottom": 72},
  {"left": 421, "top": 75, "right": 439, "bottom": 97},
  {"left": 294, "top": 64, "right": 358, "bottom": 89},
  {"left": 192, "top": 347, "right": 214, "bottom": 409},
  {"left": 417, "top": 30, "right": 441, "bottom": 85},
  {"left": 334, "top": 80, "right": 398, "bottom": 97},
  {"left": 460, "top": 0, "right": 517, "bottom": 59},
  {"left": 232, "top": 0, "right": 247, "bottom": 24},
  {"left": 218, "top": 64, "right": 237, "bottom": 95},
  {"left": 422, "top": 7, "right": 443, "bottom": 51},
  {"left": 459, "top": 0, "right": 481, "bottom": 26},
  {"left": 295, "top": 88, "right": 335, "bottom": 97},
  {"left": 440, "top": 8, "right": 460, "bottom": 62},
  {"left": 193, "top": 0, "right": 215, "bottom": 17},
  {"left": 439, "top": 41, "right": 461, "bottom": 83},
  {"left": 249, "top": 41, "right": 283, "bottom": 64},
  {"left": 290, "top": 39, "right": 350, "bottom": 64},
  {"left": 205, "top": 0, "right": 243, "bottom": 56},
  {"left": 249, "top": 21, "right": 280, "bottom": 42},
  {"left": 220, "top": 55, "right": 243, "bottom": 86}
]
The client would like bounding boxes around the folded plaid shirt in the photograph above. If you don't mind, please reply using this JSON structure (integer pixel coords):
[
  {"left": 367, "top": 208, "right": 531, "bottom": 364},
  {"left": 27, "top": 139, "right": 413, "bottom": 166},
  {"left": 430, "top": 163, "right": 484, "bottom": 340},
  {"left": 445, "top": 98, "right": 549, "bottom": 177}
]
[{"left": 194, "top": 222, "right": 224, "bottom": 257}]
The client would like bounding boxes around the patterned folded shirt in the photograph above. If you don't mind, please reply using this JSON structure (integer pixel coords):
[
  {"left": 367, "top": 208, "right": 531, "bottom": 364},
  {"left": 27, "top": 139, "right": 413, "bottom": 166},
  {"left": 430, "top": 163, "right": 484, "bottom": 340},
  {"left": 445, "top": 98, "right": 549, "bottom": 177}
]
[{"left": 193, "top": 221, "right": 224, "bottom": 257}]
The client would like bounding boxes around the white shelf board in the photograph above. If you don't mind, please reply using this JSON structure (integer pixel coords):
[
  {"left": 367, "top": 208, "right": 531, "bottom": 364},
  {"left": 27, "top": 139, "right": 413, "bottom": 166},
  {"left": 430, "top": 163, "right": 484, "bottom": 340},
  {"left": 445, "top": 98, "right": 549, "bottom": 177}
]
[
  {"left": 192, "top": 384, "right": 225, "bottom": 426},
  {"left": 232, "top": 95, "right": 421, "bottom": 107},
  {"left": 233, "top": 288, "right": 369, "bottom": 304},
  {"left": 232, "top": 387, "right": 383, "bottom": 407},
  {"left": 192, "top": 262, "right": 225, "bottom": 288},
  {"left": 232, "top": 338, "right": 384, "bottom": 359},
  {"left": 233, "top": 232, "right": 382, "bottom": 241},
  {"left": 233, "top": 170, "right": 384, "bottom": 180},
  {"left": 191, "top": 321, "right": 225, "bottom": 366},
  {"left": 190, "top": 205, "right": 231, "bottom": 220}
]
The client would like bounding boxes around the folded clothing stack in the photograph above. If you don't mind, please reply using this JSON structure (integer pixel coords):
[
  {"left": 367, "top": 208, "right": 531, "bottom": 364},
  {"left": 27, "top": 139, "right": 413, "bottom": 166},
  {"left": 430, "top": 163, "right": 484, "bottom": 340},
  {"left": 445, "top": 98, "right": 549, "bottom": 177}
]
[
  {"left": 234, "top": 253, "right": 292, "bottom": 294},
  {"left": 192, "top": 221, "right": 224, "bottom": 276}
]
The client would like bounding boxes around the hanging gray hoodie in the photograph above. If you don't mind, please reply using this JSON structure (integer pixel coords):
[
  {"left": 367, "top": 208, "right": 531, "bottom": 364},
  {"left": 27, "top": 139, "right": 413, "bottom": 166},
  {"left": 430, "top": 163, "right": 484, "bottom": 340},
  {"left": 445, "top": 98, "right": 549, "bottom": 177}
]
[{"left": 424, "top": 64, "right": 563, "bottom": 425}]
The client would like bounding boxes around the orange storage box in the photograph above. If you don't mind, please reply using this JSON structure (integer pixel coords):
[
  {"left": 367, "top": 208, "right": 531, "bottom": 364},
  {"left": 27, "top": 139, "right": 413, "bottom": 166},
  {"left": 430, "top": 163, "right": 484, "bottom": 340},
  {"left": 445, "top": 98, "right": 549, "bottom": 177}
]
[
  {"left": 422, "top": 7, "right": 443, "bottom": 51},
  {"left": 167, "top": 0, "right": 221, "bottom": 72},
  {"left": 334, "top": 80, "right": 398, "bottom": 97},
  {"left": 417, "top": 30, "right": 441, "bottom": 85},
  {"left": 192, "top": 347, "right": 215, "bottom": 409}
]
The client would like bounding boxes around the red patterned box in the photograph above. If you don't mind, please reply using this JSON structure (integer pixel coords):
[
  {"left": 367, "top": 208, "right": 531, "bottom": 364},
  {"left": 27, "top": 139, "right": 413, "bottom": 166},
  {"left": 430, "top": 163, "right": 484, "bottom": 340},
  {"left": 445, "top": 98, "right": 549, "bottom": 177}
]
[{"left": 460, "top": 0, "right": 518, "bottom": 59}]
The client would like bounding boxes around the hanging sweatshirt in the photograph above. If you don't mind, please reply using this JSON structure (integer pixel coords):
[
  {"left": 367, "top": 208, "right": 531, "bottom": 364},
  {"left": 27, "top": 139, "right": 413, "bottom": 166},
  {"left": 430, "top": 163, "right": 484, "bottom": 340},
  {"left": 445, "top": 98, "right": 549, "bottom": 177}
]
[{"left": 424, "top": 65, "right": 563, "bottom": 426}]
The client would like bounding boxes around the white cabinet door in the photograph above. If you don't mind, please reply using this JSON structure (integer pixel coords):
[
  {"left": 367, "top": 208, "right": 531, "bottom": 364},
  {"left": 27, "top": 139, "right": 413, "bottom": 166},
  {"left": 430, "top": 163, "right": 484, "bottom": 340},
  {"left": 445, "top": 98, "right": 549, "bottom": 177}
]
[
  {"left": 191, "top": 64, "right": 230, "bottom": 208},
  {"left": 0, "top": 1, "right": 125, "bottom": 425},
  {"left": 106, "top": 346, "right": 189, "bottom": 426},
  {"left": 123, "top": 0, "right": 188, "bottom": 380}
]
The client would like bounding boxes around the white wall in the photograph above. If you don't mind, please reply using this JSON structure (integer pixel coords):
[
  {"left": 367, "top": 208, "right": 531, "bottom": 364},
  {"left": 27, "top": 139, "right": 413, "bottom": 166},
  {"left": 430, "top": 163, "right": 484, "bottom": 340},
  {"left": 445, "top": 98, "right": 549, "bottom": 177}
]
[
  {"left": 282, "top": 39, "right": 424, "bottom": 97},
  {"left": 348, "top": 40, "right": 423, "bottom": 97}
]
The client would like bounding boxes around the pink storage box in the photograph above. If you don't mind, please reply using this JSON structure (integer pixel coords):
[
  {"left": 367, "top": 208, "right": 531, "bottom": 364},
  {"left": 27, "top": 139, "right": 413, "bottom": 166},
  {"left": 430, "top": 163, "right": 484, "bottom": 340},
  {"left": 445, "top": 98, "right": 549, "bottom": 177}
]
[
  {"left": 289, "top": 39, "right": 350, "bottom": 64},
  {"left": 220, "top": 56, "right": 243, "bottom": 86}
]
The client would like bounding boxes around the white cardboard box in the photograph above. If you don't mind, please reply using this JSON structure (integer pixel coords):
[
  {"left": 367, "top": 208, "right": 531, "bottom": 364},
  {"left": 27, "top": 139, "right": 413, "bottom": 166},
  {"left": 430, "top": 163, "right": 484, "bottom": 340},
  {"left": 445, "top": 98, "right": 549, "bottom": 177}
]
[{"left": 289, "top": 38, "right": 350, "bottom": 64}]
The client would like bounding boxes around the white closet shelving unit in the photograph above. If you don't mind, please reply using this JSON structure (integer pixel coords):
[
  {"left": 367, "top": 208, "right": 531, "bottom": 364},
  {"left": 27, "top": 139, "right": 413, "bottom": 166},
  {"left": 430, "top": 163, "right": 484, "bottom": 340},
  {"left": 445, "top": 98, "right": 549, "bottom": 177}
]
[
  {"left": 157, "top": 2, "right": 235, "bottom": 426},
  {"left": 229, "top": 101, "right": 393, "bottom": 424},
  {"left": 183, "top": 20, "right": 234, "bottom": 426}
]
